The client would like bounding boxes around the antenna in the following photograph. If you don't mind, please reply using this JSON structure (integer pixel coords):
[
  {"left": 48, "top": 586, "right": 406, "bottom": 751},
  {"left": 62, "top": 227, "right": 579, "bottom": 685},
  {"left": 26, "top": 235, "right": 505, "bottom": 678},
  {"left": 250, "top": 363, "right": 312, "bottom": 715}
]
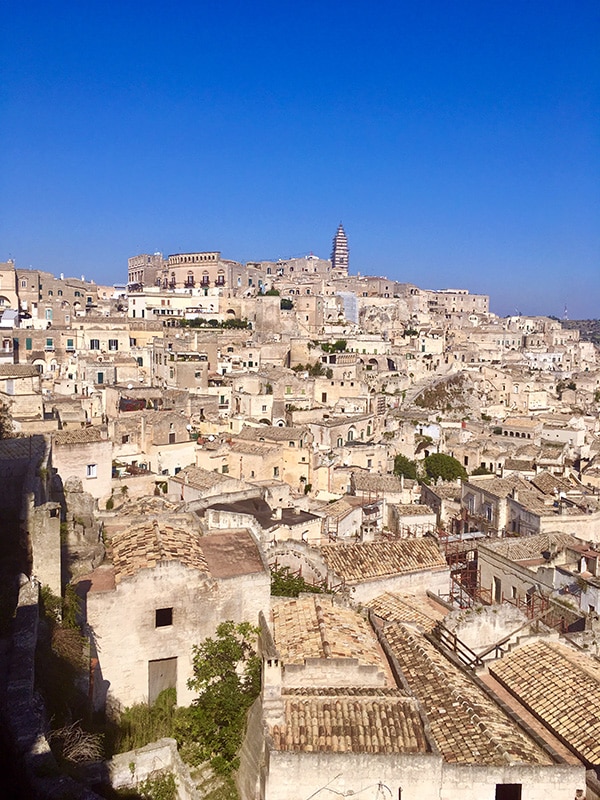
[{"left": 563, "top": 304, "right": 568, "bottom": 320}]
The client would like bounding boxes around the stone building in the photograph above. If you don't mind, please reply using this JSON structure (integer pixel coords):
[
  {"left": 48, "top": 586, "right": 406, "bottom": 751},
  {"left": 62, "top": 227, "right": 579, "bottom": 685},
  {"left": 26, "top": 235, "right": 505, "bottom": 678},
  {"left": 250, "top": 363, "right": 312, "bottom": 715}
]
[
  {"left": 330, "top": 223, "right": 349, "bottom": 275},
  {"left": 51, "top": 427, "right": 112, "bottom": 502},
  {"left": 238, "top": 595, "right": 584, "bottom": 800},
  {"left": 79, "top": 516, "right": 270, "bottom": 708}
]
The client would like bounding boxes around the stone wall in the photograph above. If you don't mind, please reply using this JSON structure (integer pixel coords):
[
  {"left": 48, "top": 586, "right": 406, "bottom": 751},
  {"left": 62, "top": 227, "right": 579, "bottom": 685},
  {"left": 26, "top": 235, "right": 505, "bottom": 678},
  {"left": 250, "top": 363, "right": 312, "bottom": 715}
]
[
  {"left": 108, "top": 738, "right": 198, "bottom": 799},
  {"left": 0, "top": 578, "right": 103, "bottom": 799}
]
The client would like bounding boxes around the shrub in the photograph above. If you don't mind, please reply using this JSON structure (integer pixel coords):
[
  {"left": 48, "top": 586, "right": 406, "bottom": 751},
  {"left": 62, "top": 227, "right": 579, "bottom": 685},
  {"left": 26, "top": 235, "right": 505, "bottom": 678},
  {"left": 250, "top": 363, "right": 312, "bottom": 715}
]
[
  {"left": 423, "top": 453, "right": 467, "bottom": 482},
  {"left": 393, "top": 454, "right": 417, "bottom": 480}
]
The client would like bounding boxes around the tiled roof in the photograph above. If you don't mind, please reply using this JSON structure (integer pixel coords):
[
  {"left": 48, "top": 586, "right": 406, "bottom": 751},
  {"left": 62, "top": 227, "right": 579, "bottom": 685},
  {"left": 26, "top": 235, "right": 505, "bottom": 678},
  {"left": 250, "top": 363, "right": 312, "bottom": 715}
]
[
  {"left": 383, "top": 623, "right": 551, "bottom": 765},
  {"left": 366, "top": 593, "right": 441, "bottom": 632},
  {"left": 503, "top": 459, "right": 535, "bottom": 471},
  {"left": 395, "top": 504, "right": 435, "bottom": 516},
  {"left": 237, "top": 425, "right": 307, "bottom": 442},
  {"left": 479, "top": 532, "right": 581, "bottom": 561},
  {"left": 352, "top": 472, "right": 411, "bottom": 493},
  {"left": 503, "top": 417, "right": 541, "bottom": 429},
  {"left": 271, "top": 692, "right": 429, "bottom": 754},
  {"left": 271, "top": 596, "right": 388, "bottom": 672},
  {"left": 199, "top": 529, "right": 265, "bottom": 578},
  {"left": 53, "top": 427, "right": 108, "bottom": 445},
  {"left": 530, "top": 471, "right": 574, "bottom": 496},
  {"left": 109, "top": 521, "right": 209, "bottom": 582},
  {"left": 0, "top": 364, "right": 39, "bottom": 378},
  {"left": 170, "top": 465, "right": 244, "bottom": 491},
  {"left": 320, "top": 538, "right": 447, "bottom": 582},
  {"left": 490, "top": 639, "right": 600, "bottom": 764}
]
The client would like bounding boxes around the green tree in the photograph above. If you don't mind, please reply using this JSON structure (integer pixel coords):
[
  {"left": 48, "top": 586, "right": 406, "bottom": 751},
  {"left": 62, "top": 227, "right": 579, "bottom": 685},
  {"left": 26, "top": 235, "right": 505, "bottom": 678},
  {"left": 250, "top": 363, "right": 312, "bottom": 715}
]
[
  {"left": 280, "top": 298, "right": 293, "bottom": 310},
  {"left": 264, "top": 288, "right": 280, "bottom": 296},
  {"left": 471, "top": 465, "right": 493, "bottom": 476},
  {"left": 423, "top": 453, "right": 467, "bottom": 482},
  {"left": 393, "top": 454, "right": 417, "bottom": 480},
  {"left": 175, "top": 621, "right": 261, "bottom": 774},
  {"left": 271, "top": 565, "right": 323, "bottom": 597}
]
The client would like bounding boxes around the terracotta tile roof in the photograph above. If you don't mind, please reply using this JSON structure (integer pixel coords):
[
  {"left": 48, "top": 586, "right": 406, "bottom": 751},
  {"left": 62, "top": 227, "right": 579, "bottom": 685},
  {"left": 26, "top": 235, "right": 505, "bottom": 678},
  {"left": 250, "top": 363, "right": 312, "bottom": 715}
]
[
  {"left": 479, "top": 532, "right": 582, "bottom": 562},
  {"left": 237, "top": 425, "right": 308, "bottom": 442},
  {"left": 108, "top": 520, "right": 209, "bottom": 582},
  {"left": 384, "top": 623, "right": 551, "bottom": 765},
  {"left": 199, "top": 529, "right": 265, "bottom": 578},
  {"left": 53, "top": 427, "right": 108, "bottom": 445},
  {"left": 352, "top": 472, "right": 410, "bottom": 493},
  {"left": 0, "top": 364, "right": 39, "bottom": 377},
  {"left": 320, "top": 538, "right": 447, "bottom": 582},
  {"left": 170, "top": 465, "right": 245, "bottom": 491},
  {"left": 366, "top": 593, "right": 441, "bottom": 632},
  {"left": 395, "top": 504, "right": 435, "bottom": 516},
  {"left": 271, "top": 692, "right": 429, "bottom": 754},
  {"left": 530, "top": 471, "right": 574, "bottom": 496},
  {"left": 271, "top": 596, "right": 388, "bottom": 672},
  {"left": 489, "top": 639, "right": 600, "bottom": 764}
]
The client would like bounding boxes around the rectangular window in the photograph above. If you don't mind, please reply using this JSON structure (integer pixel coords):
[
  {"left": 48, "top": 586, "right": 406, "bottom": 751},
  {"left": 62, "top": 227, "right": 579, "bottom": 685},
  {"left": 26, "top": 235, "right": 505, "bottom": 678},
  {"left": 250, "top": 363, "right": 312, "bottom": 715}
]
[
  {"left": 97, "top": 372, "right": 104, "bottom": 384},
  {"left": 155, "top": 607, "right": 173, "bottom": 628},
  {"left": 26, "top": 338, "right": 32, "bottom": 351},
  {"left": 86, "top": 464, "right": 97, "bottom": 479},
  {"left": 45, "top": 338, "right": 54, "bottom": 350},
  {"left": 273, "top": 466, "right": 279, "bottom": 478},
  {"left": 66, "top": 338, "right": 74, "bottom": 350},
  {"left": 495, "top": 785, "right": 522, "bottom": 800},
  {"left": 90, "top": 339, "right": 100, "bottom": 350},
  {"left": 122, "top": 434, "right": 130, "bottom": 444},
  {"left": 222, "top": 464, "right": 229, "bottom": 474},
  {"left": 45, "top": 308, "right": 53, "bottom": 320},
  {"left": 108, "top": 339, "right": 118, "bottom": 351}
]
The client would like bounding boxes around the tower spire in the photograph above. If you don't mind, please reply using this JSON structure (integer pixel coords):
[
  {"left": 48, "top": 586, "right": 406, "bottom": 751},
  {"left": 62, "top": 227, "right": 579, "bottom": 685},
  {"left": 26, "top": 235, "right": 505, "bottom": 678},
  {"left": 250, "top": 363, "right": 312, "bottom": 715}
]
[{"left": 331, "top": 223, "right": 349, "bottom": 274}]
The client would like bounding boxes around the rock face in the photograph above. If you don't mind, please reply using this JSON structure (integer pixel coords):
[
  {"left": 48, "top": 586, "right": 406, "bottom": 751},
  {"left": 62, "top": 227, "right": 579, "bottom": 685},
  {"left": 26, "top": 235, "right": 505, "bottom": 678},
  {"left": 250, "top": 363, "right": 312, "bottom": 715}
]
[{"left": 54, "top": 475, "right": 104, "bottom": 581}]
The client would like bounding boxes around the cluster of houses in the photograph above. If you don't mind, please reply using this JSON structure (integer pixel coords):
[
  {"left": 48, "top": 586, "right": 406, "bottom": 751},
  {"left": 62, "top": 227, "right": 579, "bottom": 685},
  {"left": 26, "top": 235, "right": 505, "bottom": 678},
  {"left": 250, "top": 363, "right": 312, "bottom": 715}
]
[{"left": 2, "top": 236, "right": 600, "bottom": 799}]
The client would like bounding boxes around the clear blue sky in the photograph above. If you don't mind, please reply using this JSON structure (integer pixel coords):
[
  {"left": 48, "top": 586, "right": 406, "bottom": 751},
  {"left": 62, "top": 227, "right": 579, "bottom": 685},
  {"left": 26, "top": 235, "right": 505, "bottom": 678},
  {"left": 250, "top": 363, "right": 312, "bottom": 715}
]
[{"left": 1, "top": 1, "right": 599, "bottom": 318}]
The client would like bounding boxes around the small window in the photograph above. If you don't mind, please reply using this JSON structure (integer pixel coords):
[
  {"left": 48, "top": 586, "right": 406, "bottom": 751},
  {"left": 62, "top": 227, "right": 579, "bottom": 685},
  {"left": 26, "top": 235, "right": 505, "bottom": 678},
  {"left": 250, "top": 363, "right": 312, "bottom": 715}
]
[
  {"left": 25, "top": 338, "right": 32, "bottom": 351},
  {"left": 122, "top": 434, "right": 130, "bottom": 444},
  {"left": 108, "top": 339, "right": 118, "bottom": 351},
  {"left": 222, "top": 464, "right": 229, "bottom": 474},
  {"left": 90, "top": 339, "right": 100, "bottom": 350},
  {"left": 155, "top": 607, "right": 173, "bottom": 627},
  {"left": 273, "top": 466, "right": 279, "bottom": 478},
  {"left": 86, "top": 464, "right": 97, "bottom": 479}
]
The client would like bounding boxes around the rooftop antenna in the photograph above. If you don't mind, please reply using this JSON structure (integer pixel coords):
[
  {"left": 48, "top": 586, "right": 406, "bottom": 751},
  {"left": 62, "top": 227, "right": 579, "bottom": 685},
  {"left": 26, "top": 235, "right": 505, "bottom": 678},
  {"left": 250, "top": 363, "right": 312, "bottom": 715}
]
[{"left": 563, "top": 304, "right": 568, "bottom": 320}]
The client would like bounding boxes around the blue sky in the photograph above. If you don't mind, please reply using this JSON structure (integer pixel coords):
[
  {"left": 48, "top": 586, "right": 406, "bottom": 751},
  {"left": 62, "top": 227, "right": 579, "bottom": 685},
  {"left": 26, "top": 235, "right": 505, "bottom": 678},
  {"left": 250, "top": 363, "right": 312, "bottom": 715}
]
[{"left": 1, "top": 1, "right": 598, "bottom": 317}]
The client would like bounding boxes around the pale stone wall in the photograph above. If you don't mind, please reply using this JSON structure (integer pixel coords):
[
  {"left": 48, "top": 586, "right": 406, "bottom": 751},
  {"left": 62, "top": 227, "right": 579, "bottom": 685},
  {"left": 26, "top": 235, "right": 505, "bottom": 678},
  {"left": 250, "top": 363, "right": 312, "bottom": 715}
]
[
  {"left": 264, "top": 752, "right": 442, "bottom": 800},
  {"left": 259, "top": 746, "right": 582, "bottom": 800},
  {"left": 348, "top": 566, "right": 450, "bottom": 605},
  {"left": 108, "top": 738, "right": 198, "bottom": 799},
  {"left": 283, "top": 657, "right": 387, "bottom": 689},
  {"left": 440, "top": 762, "right": 584, "bottom": 800},
  {"left": 52, "top": 438, "right": 112, "bottom": 502}
]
